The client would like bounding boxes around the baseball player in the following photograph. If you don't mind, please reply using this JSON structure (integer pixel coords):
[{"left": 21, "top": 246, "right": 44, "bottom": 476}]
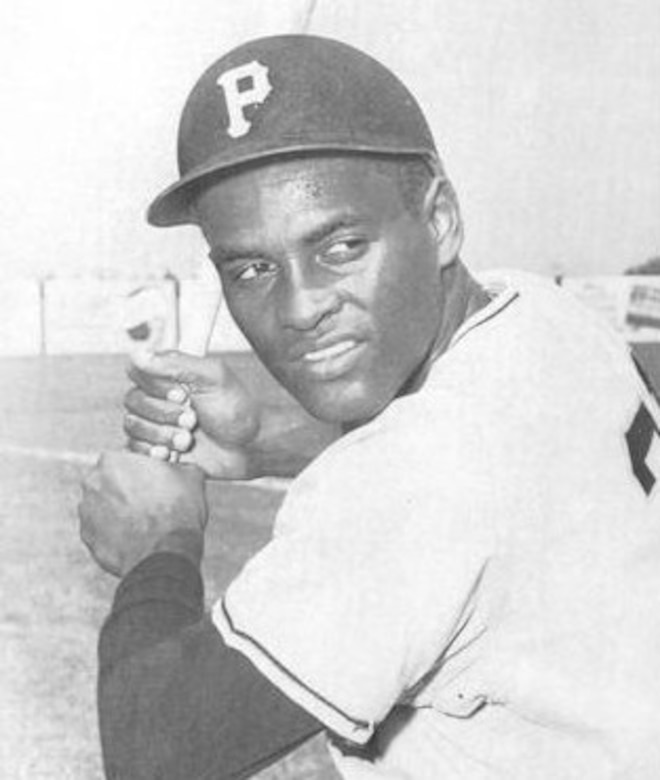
[{"left": 79, "top": 35, "right": 660, "bottom": 779}]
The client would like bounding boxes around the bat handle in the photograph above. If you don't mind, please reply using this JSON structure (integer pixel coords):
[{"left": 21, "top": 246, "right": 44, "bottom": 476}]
[{"left": 168, "top": 258, "right": 223, "bottom": 465}]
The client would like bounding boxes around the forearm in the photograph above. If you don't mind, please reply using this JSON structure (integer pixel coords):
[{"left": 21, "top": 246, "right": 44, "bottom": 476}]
[
  {"left": 98, "top": 553, "right": 321, "bottom": 780},
  {"left": 99, "top": 553, "right": 203, "bottom": 670},
  {"left": 98, "top": 553, "right": 207, "bottom": 778}
]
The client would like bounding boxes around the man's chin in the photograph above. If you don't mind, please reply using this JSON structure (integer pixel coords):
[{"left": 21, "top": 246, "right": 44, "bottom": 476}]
[{"left": 294, "top": 382, "right": 389, "bottom": 427}]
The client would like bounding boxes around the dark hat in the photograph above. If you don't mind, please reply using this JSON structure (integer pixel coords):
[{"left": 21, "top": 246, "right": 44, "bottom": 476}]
[{"left": 147, "top": 34, "right": 439, "bottom": 227}]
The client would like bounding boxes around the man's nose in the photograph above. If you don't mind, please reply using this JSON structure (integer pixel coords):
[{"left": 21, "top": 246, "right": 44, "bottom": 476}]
[{"left": 278, "top": 261, "right": 341, "bottom": 332}]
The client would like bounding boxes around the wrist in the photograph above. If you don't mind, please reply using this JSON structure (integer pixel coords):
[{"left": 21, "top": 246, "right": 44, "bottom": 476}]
[
  {"left": 121, "top": 529, "right": 204, "bottom": 576},
  {"left": 152, "top": 529, "right": 204, "bottom": 569}
]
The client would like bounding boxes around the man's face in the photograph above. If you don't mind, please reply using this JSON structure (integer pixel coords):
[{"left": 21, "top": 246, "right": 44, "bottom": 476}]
[{"left": 195, "top": 156, "right": 445, "bottom": 425}]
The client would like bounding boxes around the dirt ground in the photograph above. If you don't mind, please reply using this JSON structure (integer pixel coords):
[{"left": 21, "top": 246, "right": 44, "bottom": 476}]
[{"left": 0, "top": 354, "right": 338, "bottom": 779}]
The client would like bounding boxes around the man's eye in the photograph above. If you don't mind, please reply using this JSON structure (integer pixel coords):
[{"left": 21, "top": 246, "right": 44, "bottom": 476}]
[
  {"left": 322, "top": 238, "right": 368, "bottom": 264},
  {"left": 234, "top": 261, "right": 275, "bottom": 282}
]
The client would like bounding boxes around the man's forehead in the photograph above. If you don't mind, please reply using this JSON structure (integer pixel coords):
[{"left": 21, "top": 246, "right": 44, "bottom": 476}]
[{"left": 194, "top": 155, "right": 404, "bottom": 228}]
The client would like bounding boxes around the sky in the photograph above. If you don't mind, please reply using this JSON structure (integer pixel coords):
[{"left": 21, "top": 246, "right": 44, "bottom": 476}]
[{"left": 1, "top": 0, "right": 658, "bottom": 282}]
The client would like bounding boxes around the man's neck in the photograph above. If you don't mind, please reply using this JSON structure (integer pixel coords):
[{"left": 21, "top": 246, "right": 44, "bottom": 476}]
[
  {"left": 430, "top": 259, "right": 491, "bottom": 360},
  {"left": 399, "top": 260, "right": 490, "bottom": 396}
]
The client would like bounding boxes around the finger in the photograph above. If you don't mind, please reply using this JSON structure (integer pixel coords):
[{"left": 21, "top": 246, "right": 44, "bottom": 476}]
[
  {"left": 178, "top": 406, "right": 198, "bottom": 430},
  {"left": 126, "top": 437, "right": 164, "bottom": 457},
  {"left": 149, "top": 445, "right": 173, "bottom": 461},
  {"left": 126, "top": 361, "right": 187, "bottom": 401},
  {"left": 124, "top": 386, "right": 197, "bottom": 429},
  {"left": 126, "top": 437, "right": 184, "bottom": 463},
  {"left": 124, "top": 414, "right": 194, "bottom": 452}
]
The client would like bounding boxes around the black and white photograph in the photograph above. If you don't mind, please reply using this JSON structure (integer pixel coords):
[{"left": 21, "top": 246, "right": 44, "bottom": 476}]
[{"left": 1, "top": 1, "right": 659, "bottom": 778}]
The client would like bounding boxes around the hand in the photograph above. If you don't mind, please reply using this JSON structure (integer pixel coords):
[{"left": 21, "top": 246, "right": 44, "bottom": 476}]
[
  {"left": 124, "top": 351, "right": 261, "bottom": 480},
  {"left": 79, "top": 451, "right": 207, "bottom": 577}
]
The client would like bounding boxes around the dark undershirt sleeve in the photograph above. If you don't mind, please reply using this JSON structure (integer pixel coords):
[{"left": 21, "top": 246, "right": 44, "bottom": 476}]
[{"left": 98, "top": 553, "right": 323, "bottom": 780}]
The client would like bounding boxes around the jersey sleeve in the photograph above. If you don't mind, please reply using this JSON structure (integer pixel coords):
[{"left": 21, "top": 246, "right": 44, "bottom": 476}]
[
  {"left": 213, "top": 416, "right": 496, "bottom": 745},
  {"left": 99, "top": 553, "right": 322, "bottom": 780}
]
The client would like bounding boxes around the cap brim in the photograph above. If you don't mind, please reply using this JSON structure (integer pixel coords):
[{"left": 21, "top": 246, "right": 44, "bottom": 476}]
[{"left": 147, "top": 145, "right": 440, "bottom": 227}]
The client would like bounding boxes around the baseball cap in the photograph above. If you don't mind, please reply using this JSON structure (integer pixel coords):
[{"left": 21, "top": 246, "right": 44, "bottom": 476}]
[{"left": 147, "top": 34, "right": 440, "bottom": 227}]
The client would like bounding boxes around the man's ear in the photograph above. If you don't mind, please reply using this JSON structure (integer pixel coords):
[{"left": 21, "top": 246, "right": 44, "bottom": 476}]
[{"left": 423, "top": 177, "right": 464, "bottom": 268}]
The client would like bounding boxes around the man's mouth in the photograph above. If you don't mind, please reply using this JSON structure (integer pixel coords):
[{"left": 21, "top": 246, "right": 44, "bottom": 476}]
[
  {"left": 296, "top": 338, "right": 365, "bottom": 379},
  {"left": 302, "top": 339, "right": 359, "bottom": 363}
]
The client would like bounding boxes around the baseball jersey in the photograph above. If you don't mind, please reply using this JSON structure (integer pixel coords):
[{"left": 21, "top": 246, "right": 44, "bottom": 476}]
[{"left": 213, "top": 270, "right": 660, "bottom": 779}]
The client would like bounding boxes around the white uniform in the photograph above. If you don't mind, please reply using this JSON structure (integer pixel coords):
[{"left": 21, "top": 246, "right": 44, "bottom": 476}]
[{"left": 214, "top": 271, "right": 660, "bottom": 779}]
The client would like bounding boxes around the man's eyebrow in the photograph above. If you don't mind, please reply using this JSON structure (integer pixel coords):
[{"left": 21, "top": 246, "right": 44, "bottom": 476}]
[
  {"left": 208, "top": 246, "right": 264, "bottom": 265},
  {"left": 301, "top": 215, "right": 364, "bottom": 246},
  {"left": 208, "top": 215, "right": 365, "bottom": 265}
]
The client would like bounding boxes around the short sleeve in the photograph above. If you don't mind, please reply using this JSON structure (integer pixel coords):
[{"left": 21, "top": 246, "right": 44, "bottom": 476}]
[{"left": 213, "top": 415, "right": 495, "bottom": 744}]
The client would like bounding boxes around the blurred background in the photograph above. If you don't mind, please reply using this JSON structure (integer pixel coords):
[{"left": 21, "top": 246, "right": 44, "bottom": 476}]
[
  {"left": 1, "top": 0, "right": 659, "bottom": 357},
  {"left": 0, "top": 1, "right": 658, "bottom": 777}
]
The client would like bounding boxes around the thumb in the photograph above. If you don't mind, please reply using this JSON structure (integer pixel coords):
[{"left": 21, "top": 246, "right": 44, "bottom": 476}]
[{"left": 130, "top": 349, "right": 228, "bottom": 392}]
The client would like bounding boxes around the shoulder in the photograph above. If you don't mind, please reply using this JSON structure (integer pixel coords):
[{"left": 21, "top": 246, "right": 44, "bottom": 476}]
[
  {"left": 474, "top": 269, "right": 630, "bottom": 360},
  {"left": 454, "top": 269, "right": 641, "bottom": 407},
  {"left": 275, "top": 372, "right": 494, "bottom": 545}
]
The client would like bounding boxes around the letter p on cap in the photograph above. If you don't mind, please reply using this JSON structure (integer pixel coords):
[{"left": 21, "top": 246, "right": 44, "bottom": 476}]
[{"left": 217, "top": 60, "right": 272, "bottom": 139}]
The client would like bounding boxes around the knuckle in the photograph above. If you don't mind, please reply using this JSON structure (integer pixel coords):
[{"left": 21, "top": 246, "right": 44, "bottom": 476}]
[
  {"left": 170, "top": 427, "right": 191, "bottom": 450},
  {"left": 178, "top": 407, "right": 197, "bottom": 430},
  {"left": 149, "top": 445, "right": 171, "bottom": 461}
]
